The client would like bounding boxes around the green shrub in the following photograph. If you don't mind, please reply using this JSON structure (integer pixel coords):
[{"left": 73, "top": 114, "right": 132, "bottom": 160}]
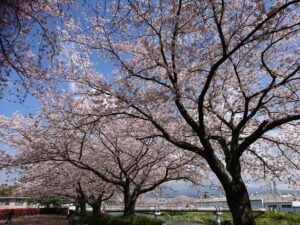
[
  {"left": 161, "top": 211, "right": 300, "bottom": 225},
  {"left": 39, "top": 207, "right": 68, "bottom": 215},
  {"left": 129, "top": 215, "right": 162, "bottom": 225},
  {"left": 70, "top": 213, "right": 163, "bottom": 225},
  {"left": 221, "top": 220, "right": 232, "bottom": 225},
  {"left": 69, "top": 213, "right": 108, "bottom": 225}
]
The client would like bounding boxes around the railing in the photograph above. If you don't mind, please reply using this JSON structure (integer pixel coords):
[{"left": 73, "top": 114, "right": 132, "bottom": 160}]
[{"left": 105, "top": 206, "right": 267, "bottom": 213}]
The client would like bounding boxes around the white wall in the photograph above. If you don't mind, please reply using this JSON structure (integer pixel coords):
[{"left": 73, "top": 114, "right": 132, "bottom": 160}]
[{"left": 0, "top": 198, "right": 29, "bottom": 209}]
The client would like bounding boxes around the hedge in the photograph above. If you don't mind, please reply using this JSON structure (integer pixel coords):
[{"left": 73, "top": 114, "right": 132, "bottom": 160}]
[
  {"left": 39, "top": 207, "right": 68, "bottom": 215},
  {"left": 70, "top": 213, "right": 163, "bottom": 225}
]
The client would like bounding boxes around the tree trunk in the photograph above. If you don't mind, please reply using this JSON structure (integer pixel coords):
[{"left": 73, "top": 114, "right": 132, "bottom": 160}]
[
  {"left": 75, "top": 204, "right": 79, "bottom": 213},
  {"left": 79, "top": 200, "right": 86, "bottom": 214},
  {"left": 206, "top": 153, "right": 256, "bottom": 225},
  {"left": 124, "top": 199, "right": 136, "bottom": 216},
  {"left": 123, "top": 190, "right": 137, "bottom": 216},
  {"left": 224, "top": 177, "right": 256, "bottom": 225},
  {"left": 92, "top": 202, "right": 101, "bottom": 216},
  {"left": 76, "top": 182, "right": 87, "bottom": 214}
]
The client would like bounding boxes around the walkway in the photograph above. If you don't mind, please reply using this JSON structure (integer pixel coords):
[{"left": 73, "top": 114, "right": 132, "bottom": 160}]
[
  {"left": 0, "top": 215, "right": 68, "bottom": 225},
  {"left": 106, "top": 206, "right": 266, "bottom": 213}
]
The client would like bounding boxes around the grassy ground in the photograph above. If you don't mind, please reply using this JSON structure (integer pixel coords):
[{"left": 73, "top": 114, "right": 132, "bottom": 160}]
[
  {"left": 161, "top": 211, "right": 300, "bottom": 225},
  {"left": 70, "top": 213, "right": 163, "bottom": 225}
]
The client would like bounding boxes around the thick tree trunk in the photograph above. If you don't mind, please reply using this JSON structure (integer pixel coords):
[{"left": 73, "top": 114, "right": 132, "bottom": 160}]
[
  {"left": 92, "top": 202, "right": 101, "bottom": 216},
  {"left": 224, "top": 178, "right": 256, "bottom": 225},
  {"left": 122, "top": 184, "right": 138, "bottom": 216},
  {"left": 124, "top": 200, "right": 136, "bottom": 216},
  {"left": 206, "top": 153, "right": 256, "bottom": 225},
  {"left": 123, "top": 191, "right": 137, "bottom": 216}
]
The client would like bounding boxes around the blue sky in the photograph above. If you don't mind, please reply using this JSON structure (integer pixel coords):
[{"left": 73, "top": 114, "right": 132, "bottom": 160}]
[
  {"left": 0, "top": 95, "right": 40, "bottom": 117},
  {"left": 1, "top": 1, "right": 299, "bottom": 193}
]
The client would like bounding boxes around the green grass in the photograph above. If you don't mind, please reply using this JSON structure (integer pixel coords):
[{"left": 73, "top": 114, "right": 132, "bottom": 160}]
[
  {"left": 161, "top": 211, "right": 232, "bottom": 224},
  {"left": 256, "top": 212, "right": 300, "bottom": 225},
  {"left": 70, "top": 213, "right": 163, "bottom": 225},
  {"left": 161, "top": 211, "right": 300, "bottom": 225}
]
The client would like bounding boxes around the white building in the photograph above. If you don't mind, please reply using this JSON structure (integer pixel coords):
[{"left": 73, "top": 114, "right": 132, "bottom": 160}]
[
  {"left": 264, "top": 201, "right": 300, "bottom": 213},
  {"left": 0, "top": 197, "right": 35, "bottom": 209},
  {"left": 194, "top": 194, "right": 300, "bottom": 213},
  {"left": 195, "top": 198, "right": 264, "bottom": 209}
]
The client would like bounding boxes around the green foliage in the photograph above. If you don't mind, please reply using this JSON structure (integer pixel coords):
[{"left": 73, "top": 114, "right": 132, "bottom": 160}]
[
  {"left": 72, "top": 213, "right": 111, "bottom": 225},
  {"left": 161, "top": 211, "right": 233, "bottom": 224},
  {"left": 70, "top": 213, "right": 163, "bottom": 225},
  {"left": 161, "top": 211, "right": 300, "bottom": 225},
  {"left": 34, "top": 196, "right": 65, "bottom": 208},
  {"left": 221, "top": 220, "right": 232, "bottom": 225},
  {"left": 255, "top": 211, "right": 300, "bottom": 225},
  {"left": 39, "top": 207, "right": 68, "bottom": 215},
  {"left": 0, "top": 186, "right": 15, "bottom": 197}
]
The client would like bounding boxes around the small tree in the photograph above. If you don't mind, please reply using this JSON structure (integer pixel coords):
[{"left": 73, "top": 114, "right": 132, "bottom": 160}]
[
  {"left": 0, "top": 185, "right": 15, "bottom": 197},
  {"left": 37, "top": 196, "right": 64, "bottom": 208}
]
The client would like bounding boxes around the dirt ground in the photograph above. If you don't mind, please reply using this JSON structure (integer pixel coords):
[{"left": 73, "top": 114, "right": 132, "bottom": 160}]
[{"left": 0, "top": 215, "right": 69, "bottom": 225}]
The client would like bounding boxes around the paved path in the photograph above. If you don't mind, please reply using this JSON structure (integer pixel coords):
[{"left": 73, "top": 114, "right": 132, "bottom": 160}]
[{"left": 0, "top": 215, "right": 69, "bottom": 225}]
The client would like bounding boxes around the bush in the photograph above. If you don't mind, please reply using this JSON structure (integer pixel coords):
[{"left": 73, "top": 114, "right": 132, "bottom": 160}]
[
  {"left": 221, "top": 220, "right": 232, "bottom": 225},
  {"left": 70, "top": 213, "right": 112, "bottom": 225},
  {"left": 70, "top": 213, "right": 163, "bottom": 225},
  {"left": 34, "top": 196, "right": 65, "bottom": 208},
  {"left": 39, "top": 207, "right": 68, "bottom": 215}
]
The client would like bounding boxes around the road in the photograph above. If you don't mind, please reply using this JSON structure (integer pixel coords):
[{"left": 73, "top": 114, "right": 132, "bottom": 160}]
[{"left": 0, "top": 215, "right": 68, "bottom": 225}]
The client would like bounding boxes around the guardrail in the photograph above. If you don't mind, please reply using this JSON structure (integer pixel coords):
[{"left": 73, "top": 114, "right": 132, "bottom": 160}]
[{"left": 105, "top": 206, "right": 267, "bottom": 213}]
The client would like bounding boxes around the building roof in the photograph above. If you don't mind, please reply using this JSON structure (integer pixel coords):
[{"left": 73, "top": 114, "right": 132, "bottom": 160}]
[
  {"left": 292, "top": 201, "right": 300, "bottom": 207},
  {"left": 250, "top": 194, "right": 300, "bottom": 202},
  {"left": 195, "top": 194, "right": 300, "bottom": 203}
]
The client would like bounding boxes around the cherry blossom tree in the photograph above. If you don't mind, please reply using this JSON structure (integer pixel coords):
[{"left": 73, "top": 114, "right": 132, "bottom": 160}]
[
  {"left": 1, "top": 1, "right": 300, "bottom": 224},
  {"left": 16, "top": 162, "right": 75, "bottom": 202},
  {"left": 57, "top": 1, "right": 300, "bottom": 224},
  {"left": 0, "top": 0, "right": 72, "bottom": 99},
  {"left": 0, "top": 94, "right": 201, "bottom": 216},
  {"left": 15, "top": 160, "right": 116, "bottom": 215}
]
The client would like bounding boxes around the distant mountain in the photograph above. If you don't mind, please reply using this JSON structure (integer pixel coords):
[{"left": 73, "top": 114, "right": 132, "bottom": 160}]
[{"left": 159, "top": 181, "right": 300, "bottom": 198}]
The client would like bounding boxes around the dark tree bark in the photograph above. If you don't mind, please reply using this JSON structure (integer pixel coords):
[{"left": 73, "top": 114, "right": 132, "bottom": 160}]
[
  {"left": 87, "top": 191, "right": 114, "bottom": 216},
  {"left": 225, "top": 179, "right": 255, "bottom": 225},
  {"left": 92, "top": 202, "right": 101, "bottom": 216},
  {"left": 79, "top": 199, "right": 86, "bottom": 214},
  {"left": 206, "top": 151, "right": 256, "bottom": 225},
  {"left": 76, "top": 182, "right": 87, "bottom": 214},
  {"left": 123, "top": 197, "right": 137, "bottom": 216},
  {"left": 123, "top": 186, "right": 138, "bottom": 216},
  {"left": 226, "top": 163, "right": 255, "bottom": 225},
  {"left": 75, "top": 204, "right": 80, "bottom": 214}
]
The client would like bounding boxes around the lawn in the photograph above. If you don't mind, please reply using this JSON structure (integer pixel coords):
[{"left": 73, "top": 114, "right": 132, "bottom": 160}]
[{"left": 161, "top": 211, "right": 300, "bottom": 225}]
